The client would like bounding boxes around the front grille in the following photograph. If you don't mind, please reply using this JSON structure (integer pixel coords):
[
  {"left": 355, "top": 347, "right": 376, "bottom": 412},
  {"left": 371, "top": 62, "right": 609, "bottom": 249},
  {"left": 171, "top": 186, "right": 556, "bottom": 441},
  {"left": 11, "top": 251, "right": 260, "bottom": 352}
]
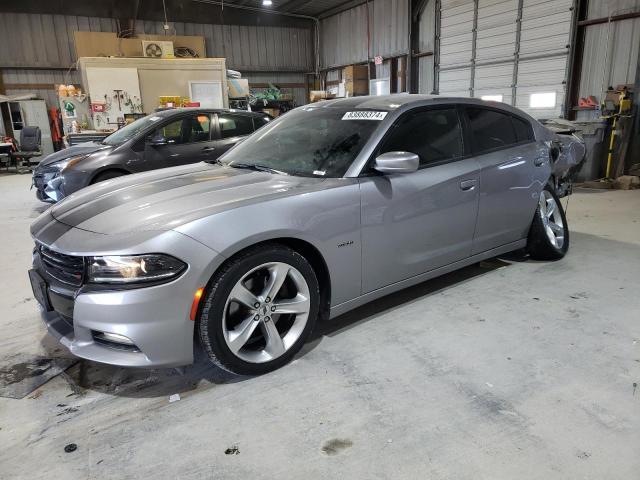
[{"left": 39, "top": 245, "right": 85, "bottom": 287}]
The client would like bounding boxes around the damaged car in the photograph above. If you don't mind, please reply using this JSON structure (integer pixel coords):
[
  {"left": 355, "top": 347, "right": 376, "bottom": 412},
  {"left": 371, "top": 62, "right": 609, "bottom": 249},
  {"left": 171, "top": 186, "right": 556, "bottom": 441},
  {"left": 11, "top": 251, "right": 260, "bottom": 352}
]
[
  {"left": 30, "top": 95, "right": 582, "bottom": 375},
  {"left": 31, "top": 108, "right": 271, "bottom": 202}
]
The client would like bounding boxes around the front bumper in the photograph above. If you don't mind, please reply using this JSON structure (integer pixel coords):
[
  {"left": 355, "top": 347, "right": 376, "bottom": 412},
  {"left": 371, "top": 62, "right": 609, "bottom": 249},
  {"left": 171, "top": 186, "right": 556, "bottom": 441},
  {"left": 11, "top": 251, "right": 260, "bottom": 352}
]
[
  {"left": 36, "top": 281, "right": 195, "bottom": 367},
  {"left": 32, "top": 169, "right": 87, "bottom": 203},
  {"left": 31, "top": 225, "right": 224, "bottom": 368}
]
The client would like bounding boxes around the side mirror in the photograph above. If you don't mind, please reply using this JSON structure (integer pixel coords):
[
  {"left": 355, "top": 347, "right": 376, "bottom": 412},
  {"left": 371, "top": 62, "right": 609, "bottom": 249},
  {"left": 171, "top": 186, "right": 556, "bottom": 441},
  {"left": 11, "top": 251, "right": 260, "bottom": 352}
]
[
  {"left": 147, "top": 132, "right": 167, "bottom": 146},
  {"left": 373, "top": 151, "right": 419, "bottom": 174}
]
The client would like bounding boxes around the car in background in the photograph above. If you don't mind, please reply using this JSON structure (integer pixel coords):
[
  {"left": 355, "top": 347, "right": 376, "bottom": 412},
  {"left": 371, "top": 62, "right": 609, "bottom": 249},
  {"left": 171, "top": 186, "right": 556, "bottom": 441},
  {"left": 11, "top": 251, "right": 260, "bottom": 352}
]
[
  {"left": 30, "top": 95, "right": 583, "bottom": 376},
  {"left": 31, "top": 108, "right": 271, "bottom": 202}
]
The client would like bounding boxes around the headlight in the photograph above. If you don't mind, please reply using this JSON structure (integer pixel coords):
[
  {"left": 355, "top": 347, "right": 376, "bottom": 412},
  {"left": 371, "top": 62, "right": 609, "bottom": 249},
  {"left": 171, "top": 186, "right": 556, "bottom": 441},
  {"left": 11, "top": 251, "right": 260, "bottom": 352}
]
[
  {"left": 87, "top": 254, "right": 187, "bottom": 284},
  {"left": 51, "top": 155, "right": 87, "bottom": 172}
]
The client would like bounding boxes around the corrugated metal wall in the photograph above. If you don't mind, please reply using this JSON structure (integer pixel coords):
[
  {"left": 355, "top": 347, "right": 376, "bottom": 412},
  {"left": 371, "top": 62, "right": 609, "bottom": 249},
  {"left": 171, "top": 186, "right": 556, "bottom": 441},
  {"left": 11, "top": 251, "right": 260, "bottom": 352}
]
[
  {"left": 0, "top": 13, "right": 117, "bottom": 68},
  {"left": 0, "top": 12, "right": 313, "bottom": 109},
  {"left": 578, "top": 0, "right": 640, "bottom": 109},
  {"left": 133, "top": 20, "right": 313, "bottom": 72},
  {"left": 2, "top": 69, "right": 81, "bottom": 107},
  {"left": 320, "top": 0, "right": 410, "bottom": 69},
  {"left": 417, "top": 0, "right": 436, "bottom": 93},
  {"left": 0, "top": 12, "right": 313, "bottom": 72}
]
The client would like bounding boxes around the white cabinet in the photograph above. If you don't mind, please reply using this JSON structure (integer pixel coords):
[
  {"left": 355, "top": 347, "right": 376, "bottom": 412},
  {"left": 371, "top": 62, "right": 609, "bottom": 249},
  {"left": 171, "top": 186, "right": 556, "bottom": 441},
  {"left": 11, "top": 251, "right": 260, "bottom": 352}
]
[
  {"left": 18, "top": 100, "right": 54, "bottom": 157},
  {"left": 0, "top": 100, "right": 54, "bottom": 158}
]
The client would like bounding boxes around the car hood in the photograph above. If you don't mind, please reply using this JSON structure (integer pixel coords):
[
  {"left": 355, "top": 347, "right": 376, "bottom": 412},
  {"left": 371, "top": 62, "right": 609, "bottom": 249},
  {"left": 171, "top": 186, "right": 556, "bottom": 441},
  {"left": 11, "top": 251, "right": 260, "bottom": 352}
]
[
  {"left": 49, "top": 163, "right": 329, "bottom": 235},
  {"left": 38, "top": 142, "right": 113, "bottom": 167}
]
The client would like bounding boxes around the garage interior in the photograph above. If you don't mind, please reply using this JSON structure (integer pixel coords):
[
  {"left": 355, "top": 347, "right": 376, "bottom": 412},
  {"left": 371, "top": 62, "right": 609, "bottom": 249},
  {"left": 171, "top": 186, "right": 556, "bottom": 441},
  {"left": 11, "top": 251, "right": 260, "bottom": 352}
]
[{"left": 0, "top": 0, "right": 639, "bottom": 478}]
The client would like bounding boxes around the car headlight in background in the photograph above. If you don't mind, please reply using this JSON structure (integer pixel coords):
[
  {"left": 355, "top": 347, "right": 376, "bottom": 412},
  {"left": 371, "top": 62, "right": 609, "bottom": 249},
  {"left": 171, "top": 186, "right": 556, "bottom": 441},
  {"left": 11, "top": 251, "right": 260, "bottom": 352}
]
[
  {"left": 87, "top": 254, "right": 187, "bottom": 284},
  {"left": 51, "top": 154, "right": 87, "bottom": 172}
]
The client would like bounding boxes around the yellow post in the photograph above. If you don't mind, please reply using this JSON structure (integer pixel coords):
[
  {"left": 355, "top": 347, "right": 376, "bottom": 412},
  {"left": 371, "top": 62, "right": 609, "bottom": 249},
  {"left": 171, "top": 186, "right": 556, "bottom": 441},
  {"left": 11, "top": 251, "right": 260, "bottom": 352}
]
[
  {"left": 605, "top": 115, "right": 617, "bottom": 179},
  {"left": 604, "top": 90, "right": 627, "bottom": 179}
]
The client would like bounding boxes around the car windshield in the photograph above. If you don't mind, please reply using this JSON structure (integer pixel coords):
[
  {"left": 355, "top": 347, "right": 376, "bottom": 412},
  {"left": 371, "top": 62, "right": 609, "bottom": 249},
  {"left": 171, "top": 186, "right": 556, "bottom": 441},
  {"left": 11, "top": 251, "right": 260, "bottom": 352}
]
[
  {"left": 102, "top": 114, "right": 165, "bottom": 146},
  {"left": 218, "top": 107, "right": 383, "bottom": 177}
]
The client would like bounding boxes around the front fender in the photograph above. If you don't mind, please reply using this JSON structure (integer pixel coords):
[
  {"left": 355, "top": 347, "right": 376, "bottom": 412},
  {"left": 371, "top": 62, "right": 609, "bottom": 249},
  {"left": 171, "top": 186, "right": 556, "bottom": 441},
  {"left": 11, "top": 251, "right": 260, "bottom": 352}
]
[{"left": 174, "top": 181, "right": 363, "bottom": 306}]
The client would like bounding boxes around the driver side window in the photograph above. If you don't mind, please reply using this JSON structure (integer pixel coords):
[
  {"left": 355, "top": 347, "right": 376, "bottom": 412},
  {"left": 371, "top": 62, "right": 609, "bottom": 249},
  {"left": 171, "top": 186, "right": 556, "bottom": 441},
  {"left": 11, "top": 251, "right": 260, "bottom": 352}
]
[
  {"left": 156, "top": 115, "right": 211, "bottom": 145},
  {"left": 381, "top": 108, "right": 463, "bottom": 167},
  {"left": 158, "top": 119, "right": 184, "bottom": 144}
]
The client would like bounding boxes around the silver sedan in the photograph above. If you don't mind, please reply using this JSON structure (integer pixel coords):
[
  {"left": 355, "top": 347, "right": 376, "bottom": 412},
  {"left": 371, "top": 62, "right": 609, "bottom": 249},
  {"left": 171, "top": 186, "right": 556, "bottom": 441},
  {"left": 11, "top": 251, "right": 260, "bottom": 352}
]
[{"left": 29, "top": 95, "right": 582, "bottom": 375}]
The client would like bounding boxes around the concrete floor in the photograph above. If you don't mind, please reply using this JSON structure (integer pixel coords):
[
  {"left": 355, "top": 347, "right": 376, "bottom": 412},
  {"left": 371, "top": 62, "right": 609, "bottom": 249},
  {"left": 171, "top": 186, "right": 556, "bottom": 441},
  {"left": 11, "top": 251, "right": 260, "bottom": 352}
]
[{"left": 0, "top": 173, "right": 638, "bottom": 479}]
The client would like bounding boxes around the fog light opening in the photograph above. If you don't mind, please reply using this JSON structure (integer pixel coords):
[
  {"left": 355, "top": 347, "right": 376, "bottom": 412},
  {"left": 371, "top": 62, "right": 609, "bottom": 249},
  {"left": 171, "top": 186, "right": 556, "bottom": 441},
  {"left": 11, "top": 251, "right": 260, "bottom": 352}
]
[
  {"left": 92, "top": 331, "right": 140, "bottom": 352},
  {"left": 95, "top": 331, "right": 135, "bottom": 345}
]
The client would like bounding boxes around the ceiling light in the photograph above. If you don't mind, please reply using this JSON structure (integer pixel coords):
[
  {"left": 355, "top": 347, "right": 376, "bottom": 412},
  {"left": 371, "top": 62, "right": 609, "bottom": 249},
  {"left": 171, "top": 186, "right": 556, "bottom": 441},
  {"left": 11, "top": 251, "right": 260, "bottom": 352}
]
[{"left": 262, "top": 0, "right": 273, "bottom": 5}]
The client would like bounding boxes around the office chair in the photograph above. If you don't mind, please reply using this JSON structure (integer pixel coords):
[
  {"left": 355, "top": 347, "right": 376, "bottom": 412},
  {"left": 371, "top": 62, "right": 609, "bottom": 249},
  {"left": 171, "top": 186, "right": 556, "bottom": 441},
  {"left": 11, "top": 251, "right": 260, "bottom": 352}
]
[{"left": 10, "top": 126, "right": 42, "bottom": 173}]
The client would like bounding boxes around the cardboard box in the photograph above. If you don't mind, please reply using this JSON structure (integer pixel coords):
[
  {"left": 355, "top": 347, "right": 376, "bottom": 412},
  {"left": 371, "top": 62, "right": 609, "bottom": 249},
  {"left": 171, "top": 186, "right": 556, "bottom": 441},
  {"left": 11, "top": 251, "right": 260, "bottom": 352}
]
[
  {"left": 345, "top": 79, "right": 369, "bottom": 96},
  {"left": 262, "top": 108, "right": 280, "bottom": 118},
  {"left": 344, "top": 65, "right": 368, "bottom": 81},
  {"left": 310, "top": 90, "right": 336, "bottom": 103}
]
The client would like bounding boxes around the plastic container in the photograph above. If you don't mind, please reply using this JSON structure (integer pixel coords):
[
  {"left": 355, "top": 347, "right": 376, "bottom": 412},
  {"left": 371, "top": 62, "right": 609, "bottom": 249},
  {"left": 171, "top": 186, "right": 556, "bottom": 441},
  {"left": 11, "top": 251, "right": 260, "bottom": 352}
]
[{"left": 574, "top": 121, "right": 608, "bottom": 182}]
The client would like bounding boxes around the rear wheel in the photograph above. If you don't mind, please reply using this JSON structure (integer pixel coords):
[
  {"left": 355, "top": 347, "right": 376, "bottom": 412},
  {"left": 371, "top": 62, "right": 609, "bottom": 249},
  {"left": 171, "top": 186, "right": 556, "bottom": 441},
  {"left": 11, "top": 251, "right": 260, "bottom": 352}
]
[
  {"left": 527, "top": 185, "right": 569, "bottom": 260},
  {"left": 91, "top": 170, "right": 126, "bottom": 184},
  {"left": 197, "top": 244, "right": 319, "bottom": 375}
]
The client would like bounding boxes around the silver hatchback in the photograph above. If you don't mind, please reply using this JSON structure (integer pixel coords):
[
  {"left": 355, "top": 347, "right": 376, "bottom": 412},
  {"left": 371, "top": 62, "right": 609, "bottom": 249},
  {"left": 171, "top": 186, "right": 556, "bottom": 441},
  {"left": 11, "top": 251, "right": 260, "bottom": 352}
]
[{"left": 30, "top": 95, "right": 582, "bottom": 375}]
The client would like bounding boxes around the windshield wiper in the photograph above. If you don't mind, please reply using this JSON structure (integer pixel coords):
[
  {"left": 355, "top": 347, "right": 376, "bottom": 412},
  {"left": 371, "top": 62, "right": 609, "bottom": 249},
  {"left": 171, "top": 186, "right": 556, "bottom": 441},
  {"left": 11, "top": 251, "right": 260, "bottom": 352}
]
[{"left": 228, "top": 163, "right": 287, "bottom": 175}]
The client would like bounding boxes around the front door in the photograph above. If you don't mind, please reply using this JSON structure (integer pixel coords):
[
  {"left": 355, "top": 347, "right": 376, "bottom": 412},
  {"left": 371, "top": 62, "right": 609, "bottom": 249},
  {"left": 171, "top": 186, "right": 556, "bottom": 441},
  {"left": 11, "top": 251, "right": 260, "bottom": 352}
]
[
  {"left": 360, "top": 107, "right": 480, "bottom": 293},
  {"left": 144, "top": 113, "right": 216, "bottom": 169}
]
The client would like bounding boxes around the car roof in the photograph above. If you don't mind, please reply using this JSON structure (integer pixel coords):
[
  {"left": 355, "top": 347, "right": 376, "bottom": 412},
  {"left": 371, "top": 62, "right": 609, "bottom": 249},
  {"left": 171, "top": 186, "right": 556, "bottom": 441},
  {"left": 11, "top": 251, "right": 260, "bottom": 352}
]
[
  {"left": 311, "top": 93, "right": 526, "bottom": 115},
  {"left": 154, "top": 108, "right": 265, "bottom": 117}
]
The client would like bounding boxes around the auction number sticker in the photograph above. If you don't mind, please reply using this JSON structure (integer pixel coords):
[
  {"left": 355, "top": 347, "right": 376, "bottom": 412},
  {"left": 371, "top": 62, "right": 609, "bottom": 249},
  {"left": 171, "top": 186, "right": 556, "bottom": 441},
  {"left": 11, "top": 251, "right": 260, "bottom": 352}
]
[{"left": 342, "top": 111, "right": 388, "bottom": 121}]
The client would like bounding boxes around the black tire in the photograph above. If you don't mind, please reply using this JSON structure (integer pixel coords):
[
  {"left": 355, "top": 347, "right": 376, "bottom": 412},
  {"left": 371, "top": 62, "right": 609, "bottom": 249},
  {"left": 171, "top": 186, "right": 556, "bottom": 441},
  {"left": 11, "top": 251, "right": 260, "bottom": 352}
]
[
  {"left": 91, "top": 170, "right": 126, "bottom": 184},
  {"left": 197, "top": 244, "right": 320, "bottom": 375},
  {"left": 527, "top": 184, "right": 570, "bottom": 260}
]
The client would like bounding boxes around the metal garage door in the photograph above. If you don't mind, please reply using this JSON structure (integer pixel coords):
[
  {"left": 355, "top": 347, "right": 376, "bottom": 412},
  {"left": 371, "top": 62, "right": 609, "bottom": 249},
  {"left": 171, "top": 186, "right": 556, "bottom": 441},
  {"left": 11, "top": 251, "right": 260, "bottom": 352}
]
[{"left": 436, "top": 0, "right": 575, "bottom": 118}]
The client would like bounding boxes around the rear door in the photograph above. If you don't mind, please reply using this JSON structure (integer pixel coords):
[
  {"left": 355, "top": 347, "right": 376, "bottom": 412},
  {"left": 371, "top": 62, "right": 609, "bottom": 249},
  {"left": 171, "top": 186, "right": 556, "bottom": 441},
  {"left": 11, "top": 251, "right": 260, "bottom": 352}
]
[
  {"left": 213, "top": 113, "right": 257, "bottom": 156},
  {"left": 462, "top": 106, "right": 541, "bottom": 254},
  {"left": 359, "top": 106, "right": 481, "bottom": 293}
]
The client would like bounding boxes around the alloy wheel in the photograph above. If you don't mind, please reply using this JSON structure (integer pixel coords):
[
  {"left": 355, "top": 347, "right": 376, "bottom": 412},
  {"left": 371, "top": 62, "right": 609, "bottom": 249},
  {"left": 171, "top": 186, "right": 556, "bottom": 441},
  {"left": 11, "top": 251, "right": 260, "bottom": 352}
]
[
  {"left": 222, "top": 262, "right": 311, "bottom": 363},
  {"left": 539, "top": 190, "right": 564, "bottom": 249}
]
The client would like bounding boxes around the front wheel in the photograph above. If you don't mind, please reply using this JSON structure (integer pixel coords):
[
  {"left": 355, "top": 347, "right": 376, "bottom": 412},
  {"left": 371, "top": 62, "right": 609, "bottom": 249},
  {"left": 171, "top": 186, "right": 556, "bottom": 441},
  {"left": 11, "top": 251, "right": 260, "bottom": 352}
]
[
  {"left": 527, "top": 185, "right": 570, "bottom": 260},
  {"left": 197, "top": 244, "right": 319, "bottom": 375},
  {"left": 91, "top": 170, "right": 125, "bottom": 184}
]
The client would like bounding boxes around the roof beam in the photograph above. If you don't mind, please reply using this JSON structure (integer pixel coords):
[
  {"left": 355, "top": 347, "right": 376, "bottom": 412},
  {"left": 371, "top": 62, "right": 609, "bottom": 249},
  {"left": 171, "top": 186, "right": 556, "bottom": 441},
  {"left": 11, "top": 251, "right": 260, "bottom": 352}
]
[
  {"left": 277, "top": 0, "right": 315, "bottom": 13},
  {"left": 317, "top": 0, "right": 368, "bottom": 19}
]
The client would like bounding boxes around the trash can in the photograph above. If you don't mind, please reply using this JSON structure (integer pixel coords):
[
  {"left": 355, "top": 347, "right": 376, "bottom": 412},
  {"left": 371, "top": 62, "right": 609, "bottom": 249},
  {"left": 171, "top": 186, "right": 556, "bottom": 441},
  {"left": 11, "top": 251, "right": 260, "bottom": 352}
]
[{"left": 574, "top": 121, "right": 609, "bottom": 182}]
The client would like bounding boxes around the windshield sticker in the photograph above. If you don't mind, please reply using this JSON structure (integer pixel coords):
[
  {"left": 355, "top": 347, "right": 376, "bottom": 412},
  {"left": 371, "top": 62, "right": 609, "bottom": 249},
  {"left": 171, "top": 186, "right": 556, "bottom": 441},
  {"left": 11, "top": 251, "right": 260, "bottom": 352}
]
[
  {"left": 342, "top": 111, "right": 388, "bottom": 121},
  {"left": 313, "top": 170, "right": 326, "bottom": 176}
]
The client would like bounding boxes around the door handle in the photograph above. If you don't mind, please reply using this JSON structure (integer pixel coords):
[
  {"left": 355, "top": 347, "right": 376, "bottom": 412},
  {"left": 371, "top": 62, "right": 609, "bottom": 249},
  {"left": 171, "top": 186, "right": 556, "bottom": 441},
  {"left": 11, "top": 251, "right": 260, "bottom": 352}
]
[{"left": 460, "top": 179, "right": 477, "bottom": 191}]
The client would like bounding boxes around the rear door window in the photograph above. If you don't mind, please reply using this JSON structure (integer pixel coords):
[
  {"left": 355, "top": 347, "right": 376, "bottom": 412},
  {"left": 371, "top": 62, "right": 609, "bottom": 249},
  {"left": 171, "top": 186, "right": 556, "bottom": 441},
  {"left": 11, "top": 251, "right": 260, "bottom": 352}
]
[
  {"left": 512, "top": 116, "right": 534, "bottom": 143},
  {"left": 217, "top": 114, "right": 254, "bottom": 139},
  {"left": 184, "top": 114, "right": 212, "bottom": 143},
  {"left": 466, "top": 107, "right": 518, "bottom": 154}
]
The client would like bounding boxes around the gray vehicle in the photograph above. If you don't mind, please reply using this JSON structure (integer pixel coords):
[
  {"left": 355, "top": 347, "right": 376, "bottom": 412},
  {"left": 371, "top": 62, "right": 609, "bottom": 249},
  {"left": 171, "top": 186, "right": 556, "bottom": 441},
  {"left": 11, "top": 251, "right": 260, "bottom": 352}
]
[
  {"left": 32, "top": 108, "right": 271, "bottom": 202},
  {"left": 29, "top": 95, "right": 583, "bottom": 375}
]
